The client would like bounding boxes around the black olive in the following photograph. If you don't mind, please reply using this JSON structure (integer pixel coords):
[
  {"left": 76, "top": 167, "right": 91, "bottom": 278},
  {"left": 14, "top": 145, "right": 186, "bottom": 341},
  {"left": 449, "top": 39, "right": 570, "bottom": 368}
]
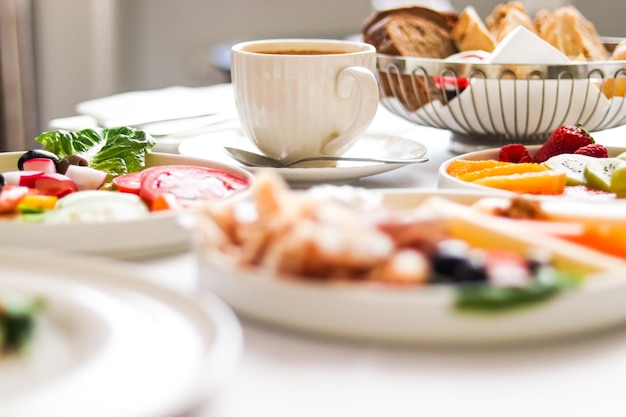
[
  {"left": 17, "top": 149, "right": 61, "bottom": 171},
  {"left": 0, "top": 173, "right": 4, "bottom": 192},
  {"left": 57, "top": 155, "right": 89, "bottom": 174}
]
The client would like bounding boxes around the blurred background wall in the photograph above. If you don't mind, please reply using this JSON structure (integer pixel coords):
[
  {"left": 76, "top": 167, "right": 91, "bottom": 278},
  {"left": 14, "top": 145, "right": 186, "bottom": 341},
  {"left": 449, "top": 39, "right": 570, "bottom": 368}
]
[{"left": 31, "top": 0, "right": 625, "bottom": 134}]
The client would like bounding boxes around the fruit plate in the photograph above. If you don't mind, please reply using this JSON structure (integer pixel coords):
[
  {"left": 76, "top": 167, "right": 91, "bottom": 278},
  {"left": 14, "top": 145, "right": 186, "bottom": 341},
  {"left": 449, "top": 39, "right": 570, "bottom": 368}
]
[
  {"left": 0, "top": 151, "right": 254, "bottom": 259},
  {"left": 197, "top": 188, "right": 626, "bottom": 346},
  {"left": 0, "top": 246, "right": 242, "bottom": 417},
  {"left": 438, "top": 145, "right": 626, "bottom": 200}
]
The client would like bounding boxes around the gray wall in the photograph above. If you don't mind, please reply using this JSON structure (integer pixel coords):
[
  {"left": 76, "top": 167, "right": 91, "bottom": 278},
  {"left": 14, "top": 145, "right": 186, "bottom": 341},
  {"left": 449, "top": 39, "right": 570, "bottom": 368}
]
[{"left": 115, "top": 0, "right": 375, "bottom": 91}]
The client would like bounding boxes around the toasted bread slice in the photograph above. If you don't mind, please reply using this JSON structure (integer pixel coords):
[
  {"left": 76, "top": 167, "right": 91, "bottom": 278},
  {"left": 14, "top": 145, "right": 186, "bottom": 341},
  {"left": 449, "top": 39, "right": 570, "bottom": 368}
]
[
  {"left": 485, "top": 1, "right": 537, "bottom": 42},
  {"left": 537, "top": 6, "right": 609, "bottom": 61},
  {"left": 451, "top": 6, "right": 497, "bottom": 52},
  {"left": 363, "top": 10, "right": 457, "bottom": 58}
]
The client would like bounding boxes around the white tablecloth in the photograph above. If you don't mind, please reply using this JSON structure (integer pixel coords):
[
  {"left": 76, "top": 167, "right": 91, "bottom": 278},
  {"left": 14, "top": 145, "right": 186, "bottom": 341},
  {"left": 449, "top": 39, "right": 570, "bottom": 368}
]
[{"left": 55, "top": 84, "right": 626, "bottom": 417}]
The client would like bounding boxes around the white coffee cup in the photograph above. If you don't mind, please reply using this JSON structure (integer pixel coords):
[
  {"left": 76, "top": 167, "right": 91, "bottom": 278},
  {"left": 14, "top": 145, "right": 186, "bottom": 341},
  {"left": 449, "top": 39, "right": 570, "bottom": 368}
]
[{"left": 231, "top": 39, "right": 380, "bottom": 164}]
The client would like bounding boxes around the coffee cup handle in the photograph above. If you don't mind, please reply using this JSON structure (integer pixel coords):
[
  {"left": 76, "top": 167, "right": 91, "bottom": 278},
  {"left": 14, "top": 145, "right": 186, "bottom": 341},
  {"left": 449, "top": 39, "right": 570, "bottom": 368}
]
[{"left": 322, "top": 66, "right": 379, "bottom": 155}]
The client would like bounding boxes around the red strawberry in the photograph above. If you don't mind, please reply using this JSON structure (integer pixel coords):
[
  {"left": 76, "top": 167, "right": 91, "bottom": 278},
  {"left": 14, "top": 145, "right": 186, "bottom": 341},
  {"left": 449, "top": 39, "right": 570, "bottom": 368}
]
[
  {"left": 573, "top": 143, "right": 608, "bottom": 158},
  {"left": 534, "top": 125, "right": 594, "bottom": 163},
  {"left": 499, "top": 143, "right": 533, "bottom": 163}
]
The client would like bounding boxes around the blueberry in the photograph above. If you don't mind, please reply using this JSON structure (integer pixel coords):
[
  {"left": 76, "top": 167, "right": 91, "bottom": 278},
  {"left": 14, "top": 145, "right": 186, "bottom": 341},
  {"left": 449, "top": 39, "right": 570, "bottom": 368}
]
[
  {"left": 452, "top": 251, "right": 488, "bottom": 283},
  {"left": 432, "top": 239, "right": 470, "bottom": 277},
  {"left": 432, "top": 253, "right": 463, "bottom": 277}
]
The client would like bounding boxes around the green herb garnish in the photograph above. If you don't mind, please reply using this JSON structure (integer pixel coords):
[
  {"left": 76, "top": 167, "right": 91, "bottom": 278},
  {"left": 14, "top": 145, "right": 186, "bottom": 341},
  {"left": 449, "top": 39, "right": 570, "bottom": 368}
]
[
  {"left": 0, "top": 295, "right": 45, "bottom": 353},
  {"left": 455, "top": 269, "right": 581, "bottom": 313}
]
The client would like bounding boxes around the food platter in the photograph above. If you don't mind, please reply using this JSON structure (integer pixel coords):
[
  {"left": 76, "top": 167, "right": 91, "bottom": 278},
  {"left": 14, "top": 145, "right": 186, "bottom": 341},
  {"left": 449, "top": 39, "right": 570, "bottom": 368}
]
[
  {"left": 0, "top": 247, "right": 242, "bottom": 417},
  {"left": 0, "top": 151, "right": 253, "bottom": 259},
  {"left": 197, "top": 188, "right": 626, "bottom": 346}
]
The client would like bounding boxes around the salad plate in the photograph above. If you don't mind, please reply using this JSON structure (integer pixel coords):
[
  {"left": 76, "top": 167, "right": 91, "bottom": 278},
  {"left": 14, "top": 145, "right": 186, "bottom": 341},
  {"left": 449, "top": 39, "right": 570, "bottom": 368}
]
[
  {"left": 0, "top": 247, "right": 242, "bottom": 417},
  {"left": 197, "top": 186, "right": 626, "bottom": 346},
  {"left": 0, "top": 151, "right": 253, "bottom": 259},
  {"left": 177, "top": 128, "right": 427, "bottom": 184}
]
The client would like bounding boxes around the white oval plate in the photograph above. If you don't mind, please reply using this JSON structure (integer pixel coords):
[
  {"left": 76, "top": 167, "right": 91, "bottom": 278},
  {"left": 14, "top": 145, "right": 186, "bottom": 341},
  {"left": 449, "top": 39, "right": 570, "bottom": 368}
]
[
  {"left": 437, "top": 145, "right": 626, "bottom": 199},
  {"left": 0, "top": 151, "right": 254, "bottom": 259},
  {"left": 0, "top": 247, "right": 242, "bottom": 417},
  {"left": 178, "top": 128, "right": 427, "bottom": 184},
  {"left": 197, "top": 189, "right": 626, "bottom": 346}
]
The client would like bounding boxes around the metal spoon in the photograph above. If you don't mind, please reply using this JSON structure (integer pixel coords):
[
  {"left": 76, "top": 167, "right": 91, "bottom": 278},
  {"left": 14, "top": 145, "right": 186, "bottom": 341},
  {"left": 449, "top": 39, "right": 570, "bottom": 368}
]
[{"left": 224, "top": 147, "right": 429, "bottom": 168}]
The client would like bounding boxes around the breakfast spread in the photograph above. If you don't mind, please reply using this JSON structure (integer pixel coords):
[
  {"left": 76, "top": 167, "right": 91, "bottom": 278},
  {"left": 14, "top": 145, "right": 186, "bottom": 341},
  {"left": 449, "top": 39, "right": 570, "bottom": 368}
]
[{"left": 197, "top": 171, "right": 626, "bottom": 312}]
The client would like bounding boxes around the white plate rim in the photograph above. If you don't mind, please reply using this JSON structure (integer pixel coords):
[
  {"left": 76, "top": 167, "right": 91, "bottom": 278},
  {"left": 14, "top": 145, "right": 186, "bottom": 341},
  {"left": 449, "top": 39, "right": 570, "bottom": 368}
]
[{"left": 0, "top": 246, "right": 242, "bottom": 417}]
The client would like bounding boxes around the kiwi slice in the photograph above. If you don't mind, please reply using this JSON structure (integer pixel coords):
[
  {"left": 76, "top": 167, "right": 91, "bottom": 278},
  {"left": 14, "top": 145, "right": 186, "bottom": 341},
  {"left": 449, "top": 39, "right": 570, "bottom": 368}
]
[
  {"left": 542, "top": 154, "right": 594, "bottom": 186},
  {"left": 584, "top": 158, "right": 626, "bottom": 192},
  {"left": 610, "top": 163, "right": 626, "bottom": 197}
]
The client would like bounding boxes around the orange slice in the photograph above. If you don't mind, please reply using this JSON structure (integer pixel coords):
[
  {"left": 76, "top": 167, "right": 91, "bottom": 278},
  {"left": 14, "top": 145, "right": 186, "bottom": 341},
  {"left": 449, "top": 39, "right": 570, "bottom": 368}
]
[
  {"left": 562, "top": 225, "right": 626, "bottom": 258},
  {"left": 446, "top": 159, "right": 512, "bottom": 177},
  {"left": 473, "top": 171, "right": 567, "bottom": 195},
  {"left": 459, "top": 163, "right": 547, "bottom": 182}
]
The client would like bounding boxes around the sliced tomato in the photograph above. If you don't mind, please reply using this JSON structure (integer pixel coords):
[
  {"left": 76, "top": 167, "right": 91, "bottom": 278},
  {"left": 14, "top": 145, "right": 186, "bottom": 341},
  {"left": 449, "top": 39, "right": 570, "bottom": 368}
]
[
  {"left": 0, "top": 186, "right": 30, "bottom": 213},
  {"left": 112, "top": 171, "right": 144, "bottom": 194},
  {"left": 138, "top": 165, "right": 249, "bottom": 208}
]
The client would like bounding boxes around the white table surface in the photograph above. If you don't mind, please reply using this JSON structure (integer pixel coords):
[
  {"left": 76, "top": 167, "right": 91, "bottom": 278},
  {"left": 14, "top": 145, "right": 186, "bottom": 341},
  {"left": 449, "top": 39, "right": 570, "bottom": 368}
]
[{"left": 54, "top": 84, "right": 626, "bottom": 417}]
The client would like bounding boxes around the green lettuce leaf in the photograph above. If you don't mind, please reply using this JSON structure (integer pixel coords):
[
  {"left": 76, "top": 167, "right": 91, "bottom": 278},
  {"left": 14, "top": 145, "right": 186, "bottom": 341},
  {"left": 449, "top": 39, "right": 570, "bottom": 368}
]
[
  {"left": 454, "top": 270, "right": 581, "bottom": 313},
  {"left": 35, "top": 127, "right": 156, "bottom": 177}
]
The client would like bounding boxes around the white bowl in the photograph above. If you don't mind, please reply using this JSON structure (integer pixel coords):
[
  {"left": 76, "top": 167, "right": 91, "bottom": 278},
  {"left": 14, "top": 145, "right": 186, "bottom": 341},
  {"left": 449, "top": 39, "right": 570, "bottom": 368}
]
[
  {"left": 438, "top": 145, "right": 626, "bottom": 196},
  {"left": 0, "top": 151, "right": 254, "bottom": 258}
]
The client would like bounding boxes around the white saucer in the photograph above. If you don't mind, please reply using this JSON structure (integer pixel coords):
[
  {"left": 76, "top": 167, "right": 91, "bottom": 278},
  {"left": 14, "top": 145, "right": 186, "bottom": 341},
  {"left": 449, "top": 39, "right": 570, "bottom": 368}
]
[{"left": 177, "top": 128, "right": 427, "bottom": 184}]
